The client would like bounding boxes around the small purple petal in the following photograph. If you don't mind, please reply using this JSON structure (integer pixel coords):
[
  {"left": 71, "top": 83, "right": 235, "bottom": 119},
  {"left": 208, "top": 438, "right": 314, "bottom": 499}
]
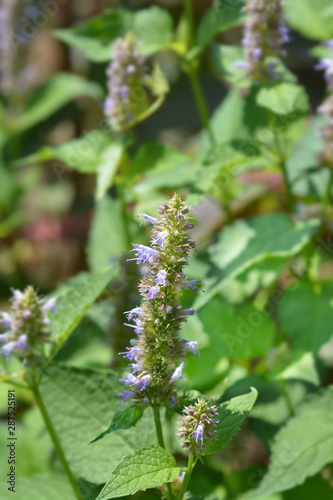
[
  {"left": 155, "top": 270, "right": 167, "bottom": 286},
  {"left": 183, "top": 340, "right": 200, "bottom": 356},
  {"left": 120, "top": 390, "right": 136, "bottom": 403},
  {"left": 119, "top": 347, "right": 143, "bottom": 360},
  {"left": 15, "top": 334, "right": 28, "bottom": 350},
  {"left": 137, "top": 374, "right": 151, "bottom": 390},
  {"left": 137, "top": 212, "right": 158, "bottom": 227},
  {"left": 171, "top": 362, "right": 186, "bottom": 381},
  {"left": 0, "top": 312, "right": 11, "bottom": 329},
  {"left": 2, "top": 341, "right": 16, "bottom": 357},
  {"left": 193, "top": 424, "right": 204, "bottom": 444},
  {"left": 148, "top": 286, "right": 159, "bottom": 300}
]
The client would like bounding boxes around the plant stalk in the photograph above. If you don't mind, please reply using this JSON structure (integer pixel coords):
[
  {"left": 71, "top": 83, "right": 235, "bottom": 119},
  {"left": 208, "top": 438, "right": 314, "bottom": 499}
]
[
  {"left": 178, "top": 454, "right": 195, "bottom": 500},
  {"left": 30, "top": 378, "right": 83, "bottom": 500},
  {"left": 153, "top": 405, "right": 173, "bottom": 500}
]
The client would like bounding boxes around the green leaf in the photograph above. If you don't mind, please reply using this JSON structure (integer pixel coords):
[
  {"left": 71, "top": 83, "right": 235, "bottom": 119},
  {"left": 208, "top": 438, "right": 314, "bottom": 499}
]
[
  {"left": 197, "top": 1, "right": 245, "bottom": 48},
  {"left": 96, "top": 143, "right": 124, "bottom": 200},
  {"left": 278, "top": 281, "right": 333, "bottom": 353},
  {"left": 202, "top": 388, "right": 258, "bottom": 455},
  {"left": 40, "top": 365, "right": 156, "bottom": 484},
  {"left": 284, "top": 0, "right": 333, "bottom": 40},
  {"left": 10, "top": 74, "right": 102, "bottom": 133},
  {"left": 197, "top": 298, "right": 275, "bottom": 360},
  {"left": 256, "top": 84, "right": 309, "bottom": 116},
  {"left": 195, "top": 214, "right": 320, "bottom": 310},
  {"left": 91, "top": 406, "right": 144, "bottom": 443},
  {"left": 97, "top": 446, "right": 181, "bottom": 500},
  {"left": 250, "top": 387, "right": 333, "bottom": 497},
  {"left": 16, "top": 131, "right": 112, "bottom": 173},
  {"left": 132, "top": 6, "right": 173, "bottom": 55},
  {"left": 276, "top": 352, "right": 320, "bottom": 386},
  {"left": 0, "top": 475, "right": 76, "bottom": 500},
  {"left": 45, "top": 265, "right": 118, "bottom": 364},
  {"left": 87, "top": 197, "right": 129, "bottom": 273},
  {"left": 54, "top": 9, "right": 134, "bottom": 62}
]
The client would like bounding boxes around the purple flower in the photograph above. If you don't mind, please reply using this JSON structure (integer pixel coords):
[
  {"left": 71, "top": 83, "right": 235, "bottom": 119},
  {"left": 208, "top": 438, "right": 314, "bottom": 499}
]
[
  {"left": 130, "top": 363, "right": 143, "bottom": 373},
  {"left": 171, "top": 362, "right": 186, "bottom": 381},
  {"left": 137, "top": 374, "right": 151, "bottom": 390},
  {"left": 119, "top": 347, "right": 143, "bottom": 360},
  {"left": 233, "top": 60, "right": 248, "bottom": 69},
  {"left": 193, "top": 424, "right": 204, "bottom": 444},
  {"left": 166, "top": 306, "right": 173, "bottom": 314},
  {"left": 184, "top": 280, "right": 202, "bottom": 292},
  {"left": 43, "top": 297, "right": 57, "bottom": 313},
  {"left": 182, "top": 308, "right": 195, "bottom": 316},
  {"left": 15, "top": 334, "right": 28, "bottom": 350},
  {"left": 148, "top": 286, "right": 159, "bottom": 300},
  {"left": 120, "top": 372, "right": 138, "bottom": 386},
  {"left": 0, "top": 312, "right": 11, "bottom": 329},
  {"left": 120, "top": 390, "right": 136, "bottom": 403},
  {"left": 153, "top": 230, "right": 169, "bottom": 247},
  {"left": 137, "top": 212, "right": 158, "bottom": 226},
  {"left": 2, "top": 341, "right": 16, "bottom": 357},
  {"left": 129, "top": 244, "right": 159, "bottom": 264},
  {"left": 124, "top": 307, "right": 142, "bottom": 320},
  {"left": 124, "top": 321, "right": 142, "bottom": 334},
  {"left": 155, "top": 270, "right": 167, "bottom": 286},
  {"left": 183, "top": 340, "right": 200, "bottom": 356}
]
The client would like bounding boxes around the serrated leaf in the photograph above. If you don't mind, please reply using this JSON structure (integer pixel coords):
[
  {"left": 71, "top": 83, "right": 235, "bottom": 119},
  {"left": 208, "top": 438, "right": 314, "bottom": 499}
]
[
  {"left": 250, "top": 387, "right": 333, "bottom": 497},
  {"left": 45, "top": 265, "right": 118, "bottom": 365},
  {"left": 91, "top": 406, "right": 144, "bottom": 443},
  {"left": 54, "top": 9, "right": 134, "bottom": 62},
  {"left": 97, "top": 446, "right": 181, "bottom": 500},
  {"left": 197, "top": 1, "right": 245, "bottom": 48},
  {"left": 284, "top": 0, "right": 333, "bottom": 40},
  {"left": 10, "top": 74, "right": 102, "bottom": 133},
  {"left": 202, "top": 388, "right": 258, "bottom": 455},
  {"left": 256, "top": 84, "right": 309, "bottom": 115},
  {"left": 278, "top": 281, "right": 333, "bottom": 353},
  {"left": 195, "top": 214, "right": 320, "bottom": 310},
  {"left": 87, "top": 197, "right": 129, "bottom": 273},
  {"left": 40, "top": 365, "right": 156, "bottom": 484},
  {"left": 96, "top": 143, "right": 124, "bottom": 200}
]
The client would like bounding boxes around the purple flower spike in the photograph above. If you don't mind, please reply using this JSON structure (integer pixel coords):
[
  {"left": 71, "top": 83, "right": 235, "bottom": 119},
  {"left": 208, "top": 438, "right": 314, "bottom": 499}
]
[
  {"left": 193, "top": 424, "right": 204, "bottom": 444},
  {"left": 148, "top": 286, "right": 159, "bottom": 299}
]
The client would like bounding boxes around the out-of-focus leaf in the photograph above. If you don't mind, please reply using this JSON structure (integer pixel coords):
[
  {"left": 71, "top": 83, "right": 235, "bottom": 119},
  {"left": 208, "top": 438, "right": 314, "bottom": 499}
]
[
  {"left": 54, "top": 9, "right": 133, "bottom": 62},
  {"left": 10, "top": 74, "right": 103, "bottom": 133},
  {"left": 195, "top": 214, "right": 319, "bottom": 310},
  {"left": 0, "top": 475, "right": 75, "bottom": 500},
  {"left": 40, "top": 365, "right": 156, "bottom": 484},
  {"left": 250, "top": 387, "right": 333, "bottom": 497},
  {"left": 279, "top": 281, "right": 333, "bottom": 353},
  {"left": 96, "top": 143, "right": 124, "bottom": 199},
  {"left": 17, "top": 131, "right": 112, "bottom": 173},
  {"left": 284, "top": 0, "right": 333, "bottom": 40},
  {"left": 197, "top": 298, "right": 275, "bottom": 360},
  {"left": 132, "top": 6, "right": 173, "bottom": 55},
  {"left": 44, "top": 265, "right": 118, "bottom": 366},
  {"left": 197, "top": 1, "right": 245, "bottom": 48},
  {"left": 256, "top": 83, "right": 309, "bottom": 116},
  {"left": 276, "top": 352, "right": 320, "bottom": 386},
  {"left": 97, "top": 446, "right": 180, "bottom": 500},
  {"left": 87, "top": 197, "right": 129, "bottom": 272}
]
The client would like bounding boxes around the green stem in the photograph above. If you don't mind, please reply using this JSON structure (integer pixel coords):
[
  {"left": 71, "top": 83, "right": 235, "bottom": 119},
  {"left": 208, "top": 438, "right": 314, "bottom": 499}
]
[
  {"left": 280, "top": 379, "right": 295, "bottom": 418},
  {"left": 178, "top": 454, "right": 196, "bottom": 500},
  {"left": 184, "top": 0, "right": 216, "bottom": 148},
  {"left": 322, "top": 168, "right": 333, "bottom": 218},
  {"left": 30, "top": 377, "right": 83, "bottom": 500},
  {"left": 153, "top": 405, "right": 173, "bottom": 500},
  {"left": 270, "top": 113, "right": 295, "bottom": 213}
]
